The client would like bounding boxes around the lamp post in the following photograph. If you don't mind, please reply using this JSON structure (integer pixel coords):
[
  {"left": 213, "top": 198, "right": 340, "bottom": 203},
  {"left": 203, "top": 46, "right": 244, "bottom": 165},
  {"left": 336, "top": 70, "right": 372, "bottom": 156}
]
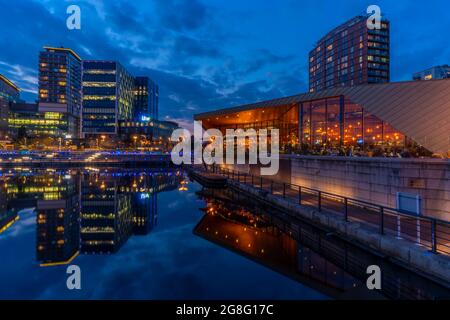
[
  {"left": 100, "top": 135, "right": 106, "bottom": 150},
  {"left": 133, "top": 135, "right": 138, "bottom": 151},
  {"left": 65, "top": 135, "right": 72, "bottom": 150}
]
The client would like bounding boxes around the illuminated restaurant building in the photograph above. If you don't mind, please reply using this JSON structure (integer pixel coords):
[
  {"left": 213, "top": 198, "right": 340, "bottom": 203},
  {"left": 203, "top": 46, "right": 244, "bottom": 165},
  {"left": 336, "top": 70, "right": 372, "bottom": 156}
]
[
  {"left": 195, "top": 79, "right": 450, "bottom": 157},
  {"left": 82, "top": 60, "right": 134, "bottom": 136},
  {"left": 0, "top": 74, "right": 20, "bottom": 138},
  {"left": 38, "top": 47, "right": 82, "bottom": 138}
]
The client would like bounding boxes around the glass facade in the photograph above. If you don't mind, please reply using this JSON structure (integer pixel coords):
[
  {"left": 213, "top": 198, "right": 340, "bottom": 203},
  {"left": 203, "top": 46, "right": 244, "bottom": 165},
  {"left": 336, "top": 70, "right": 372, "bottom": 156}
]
[
  {"left": 82, "top": 61, "right": 134, "bottom": 135},
  {"left": 134, "top": 76, "right": 159, "bottom": 121},
  {"left": 211, "top": 106, "right": 299, "bottom": 153},
  {"left": 0, "top": 74, "right": 20, "bottom": 138},
  {"left": 300, "top": 96, "right": 405, "bottom": 154},
  {"left": 8, "top": 103, "right": 69, "bottom": 138},
  {"left": 38, "top": 47, "right": 82, "bottom": 138},
  {"left": 80, "top": 179, "right": 134, "bottom": 254},
  {"left": 199, "top": 94, "right": 410, "bottom": 156}
]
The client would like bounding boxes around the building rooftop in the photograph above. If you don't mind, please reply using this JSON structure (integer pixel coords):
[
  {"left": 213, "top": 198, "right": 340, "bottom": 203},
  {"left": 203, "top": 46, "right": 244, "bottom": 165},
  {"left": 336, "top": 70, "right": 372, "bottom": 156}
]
[
  {"left": 0, "top": 73, "right": 20, "bottom": 92},
  {"left": 43, "top": 46, "right": 82, "bottom": 61},
  {"left": 195, "top": 79, "right": 450, "bottom": 155},
  {"left": 313, "top": 14, "right": 389, "bottom": 47}
]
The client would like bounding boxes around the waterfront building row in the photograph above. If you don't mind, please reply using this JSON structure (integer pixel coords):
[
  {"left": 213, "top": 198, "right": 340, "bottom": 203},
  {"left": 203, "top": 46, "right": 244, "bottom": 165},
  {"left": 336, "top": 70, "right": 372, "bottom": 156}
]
[{"left": 1, "top": 47, "right": 162, "bottom": 142}]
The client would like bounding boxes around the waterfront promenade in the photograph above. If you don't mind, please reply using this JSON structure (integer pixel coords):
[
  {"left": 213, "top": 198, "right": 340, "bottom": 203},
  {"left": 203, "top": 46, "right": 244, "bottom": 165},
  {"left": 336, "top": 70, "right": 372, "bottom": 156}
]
[
  {"left": 0, "top": 151, "right": 173, "bottom": 168},
  {"left": 193, "top": 166, "right": 450, "bottom": 285}
]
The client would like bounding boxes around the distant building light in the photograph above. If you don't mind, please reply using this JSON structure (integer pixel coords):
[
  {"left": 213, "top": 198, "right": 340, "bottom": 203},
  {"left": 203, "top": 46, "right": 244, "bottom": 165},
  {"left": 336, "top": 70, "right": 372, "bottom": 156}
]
[
  {"left": 141, "top": 116, "right": 151, "bottom": 122},
  {"left": 140, "top": 193, "right": 150, "bottom": 199}
]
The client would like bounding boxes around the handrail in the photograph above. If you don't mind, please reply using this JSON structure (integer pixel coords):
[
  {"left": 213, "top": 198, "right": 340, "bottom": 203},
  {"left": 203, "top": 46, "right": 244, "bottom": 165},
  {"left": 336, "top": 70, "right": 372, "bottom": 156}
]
[{"left": 212, "top": 166, "right": 450, "bottom": 255}]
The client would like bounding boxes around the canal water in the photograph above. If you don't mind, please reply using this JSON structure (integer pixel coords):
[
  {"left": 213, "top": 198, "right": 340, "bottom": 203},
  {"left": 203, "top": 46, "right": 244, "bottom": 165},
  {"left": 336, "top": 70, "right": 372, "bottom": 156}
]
[{"left": 0, "top": 167, "right": 448, "bottom": 300}]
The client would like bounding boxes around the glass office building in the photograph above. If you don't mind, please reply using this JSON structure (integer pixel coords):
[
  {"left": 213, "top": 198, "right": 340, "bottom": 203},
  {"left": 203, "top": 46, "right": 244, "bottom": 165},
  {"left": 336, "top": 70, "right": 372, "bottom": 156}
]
[
  {"left": 38, "top": 47, "right": 82, "bottom": 138},
  {"left": 80, "top": 175, "right": 134, "bottom": 254},
  {"left": 82, "top": 61, "right": 134, "bottom": 136},
  {"left": 0, "top": 74, "right": 20, "bottom": 139},
  {"left": 8, "top": 103, "right": 70, "bottom": 138},
  {"left": 413, "top": 65, "right": 450, "bottom": 81},
  {"left": 309, "top": 15, "right": 390, "bottom": 93},
  {"left": 119, "top": 120, "right": 178, "bottom": 139},
  {"left": 134, "top": 76, "right": 159, "bottom": 121}
]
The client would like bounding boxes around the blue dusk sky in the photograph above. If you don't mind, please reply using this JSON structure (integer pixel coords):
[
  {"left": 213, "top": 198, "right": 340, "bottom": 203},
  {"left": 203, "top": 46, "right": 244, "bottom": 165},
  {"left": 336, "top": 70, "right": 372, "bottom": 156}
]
[{"left": 0, "top": 0, "right": 448, "bottom": 128}]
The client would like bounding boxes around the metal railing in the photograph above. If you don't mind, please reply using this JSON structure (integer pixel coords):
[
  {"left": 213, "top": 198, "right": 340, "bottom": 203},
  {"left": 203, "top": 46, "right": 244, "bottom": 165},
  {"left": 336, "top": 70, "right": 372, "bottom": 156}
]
[{"left": 212, "top": 167, "right": 450, "bottom": 256}]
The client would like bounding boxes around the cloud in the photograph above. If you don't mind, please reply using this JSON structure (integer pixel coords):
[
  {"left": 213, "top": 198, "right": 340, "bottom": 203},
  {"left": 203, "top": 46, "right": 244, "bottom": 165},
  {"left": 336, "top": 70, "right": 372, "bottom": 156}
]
[
  {"left": 0, "top": 0, "right": 448, "bottom": 126},
  {"left": 154, "top": 0, "right": 208, "bottom": 32},
  {"left": 0, "top": 61, "right": 38, "bottom": 95}
]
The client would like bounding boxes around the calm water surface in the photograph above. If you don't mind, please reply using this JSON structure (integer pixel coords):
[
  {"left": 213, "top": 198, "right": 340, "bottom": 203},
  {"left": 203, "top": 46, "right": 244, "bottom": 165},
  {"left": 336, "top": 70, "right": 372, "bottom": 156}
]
[{"left": 0, "top": 167, "right": 448, "bottom": 300}]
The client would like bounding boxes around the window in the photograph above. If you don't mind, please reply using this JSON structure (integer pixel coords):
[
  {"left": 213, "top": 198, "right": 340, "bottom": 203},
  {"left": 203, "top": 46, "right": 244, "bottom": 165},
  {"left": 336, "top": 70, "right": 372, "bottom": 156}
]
[
  {"left": 363, "top": 113, "right": 383, "bottom": 147},
  {"left": 326, "top": 98, "right": 341, "bottom": 147},
  {"left": 301, "top": 103, "right": 311, "bottom": 145},
  {"left": 343, "top": 99, "right": 363, "bottom": 147},
  {"left": 311, "top": 100, "right": 327, "bottom": 147}
]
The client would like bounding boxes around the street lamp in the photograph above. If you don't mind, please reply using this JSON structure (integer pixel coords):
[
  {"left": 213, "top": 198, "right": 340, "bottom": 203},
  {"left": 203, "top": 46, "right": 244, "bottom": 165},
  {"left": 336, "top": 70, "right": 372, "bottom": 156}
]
[
  {"left": 101, "top": 135, "right": 106, "bottom": 150},
  {"left": 133, "top": 135, "right": 138, "bottom": 151}
]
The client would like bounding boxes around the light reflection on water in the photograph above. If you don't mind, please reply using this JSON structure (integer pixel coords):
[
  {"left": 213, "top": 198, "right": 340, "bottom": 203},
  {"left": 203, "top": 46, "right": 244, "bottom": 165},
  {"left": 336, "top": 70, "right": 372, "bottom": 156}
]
[{"left": 0, "top": 168, "right": 448, "bottom": 300}]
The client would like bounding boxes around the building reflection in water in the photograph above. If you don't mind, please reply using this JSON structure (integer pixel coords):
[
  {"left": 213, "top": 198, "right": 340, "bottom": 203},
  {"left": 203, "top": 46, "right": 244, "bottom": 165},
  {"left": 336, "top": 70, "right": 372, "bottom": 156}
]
[
  {"left": 0, "top": 168, "right": 182, "bottom": 265},
  {"left": 194, "top": 188, "right": 450, "bottom": 300}
]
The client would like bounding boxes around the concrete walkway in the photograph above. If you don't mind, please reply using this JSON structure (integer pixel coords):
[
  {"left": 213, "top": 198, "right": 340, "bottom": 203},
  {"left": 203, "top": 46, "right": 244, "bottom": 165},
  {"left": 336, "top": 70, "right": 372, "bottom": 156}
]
[{"left": 227, "top": 179, "right": 450, "bottom": 287}]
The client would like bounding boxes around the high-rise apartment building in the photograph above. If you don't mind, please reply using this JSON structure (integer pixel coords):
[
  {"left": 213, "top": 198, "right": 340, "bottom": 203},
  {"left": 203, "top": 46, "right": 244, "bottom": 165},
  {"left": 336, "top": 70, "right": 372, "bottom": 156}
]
[
  {"left": 413, "top": 65, "right": 450, "bottom": 81},
  {"left": 309, "top": 15, "right": 390, "bottom": 93},
  {"left": 82, "top": 61, "right": 134, "bottom": 136},
  {"left": 134, "top": 76, "right": 159, "bottom": 121},
  {"left": 38, "top": 47, "right": 82, "bottom": 138}
]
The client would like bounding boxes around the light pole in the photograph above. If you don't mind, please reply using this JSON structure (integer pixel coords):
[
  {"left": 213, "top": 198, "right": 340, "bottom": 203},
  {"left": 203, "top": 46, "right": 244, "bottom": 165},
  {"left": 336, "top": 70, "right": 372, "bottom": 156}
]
[
  {"left": 133, "top": 135, "right": 138, "bottom": 151},
  {"left": 65, "top": 135, "right": 72, "bottom": 150},
  {"left": 100, "top": 135, "right": 106, "bottom": 150}
]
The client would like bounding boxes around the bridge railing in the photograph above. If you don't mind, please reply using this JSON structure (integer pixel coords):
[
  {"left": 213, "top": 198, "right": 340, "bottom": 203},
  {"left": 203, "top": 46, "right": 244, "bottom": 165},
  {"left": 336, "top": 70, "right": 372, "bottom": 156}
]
[{"left": 213, "top": 166, "right": 450, "bottom": 255}]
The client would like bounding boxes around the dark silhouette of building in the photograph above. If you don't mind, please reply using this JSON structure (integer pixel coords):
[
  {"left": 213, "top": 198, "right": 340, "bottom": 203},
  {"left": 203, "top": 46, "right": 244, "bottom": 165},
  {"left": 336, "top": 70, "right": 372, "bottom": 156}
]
[
  {"left": 413, "top": 65, "right": 450, "bottom": 81},
  {"left": 134, "top": 76, "right": 159, "bottom": 121}
]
